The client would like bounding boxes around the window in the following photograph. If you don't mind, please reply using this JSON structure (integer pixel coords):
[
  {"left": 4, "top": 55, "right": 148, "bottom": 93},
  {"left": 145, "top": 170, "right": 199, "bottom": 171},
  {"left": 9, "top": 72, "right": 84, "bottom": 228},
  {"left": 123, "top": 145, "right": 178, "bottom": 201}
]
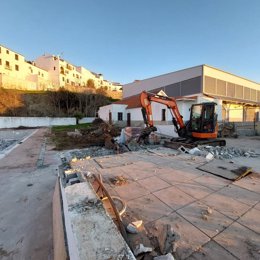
[
  {"left": 6, "top": 50, "right": 9, "bottom": 54},
  {"left": 15, "top": 65, "right": 19, "bottom": 71},
  {"left": 0, "top": 59, "right": 2, "bottom": 65},
  {"left": 67, "top": 79, "right": 69, "bottom": 83},
  {"left": 38, "top": 71, "right": 41, "bottom": 75},
  {"left": 118, "top": 112, "right": 123, "bottom": 121},
  {"left": 54, "top": 66, "right": 56, "bottom": 70},
  {"left": 15, "top": 54, "right": 19, "bottom": 60},
  {"left": 5, "top": 61, "right": 10, "bottom": 68},
  {"left": 62, "top": 77, "right": 65, "bottom": 81},
  {"left": 162, "top": 109, "right": 166, "bottom": 121},
  {"left": 0, "top": 47, "right": 1, "bottom": 53}
]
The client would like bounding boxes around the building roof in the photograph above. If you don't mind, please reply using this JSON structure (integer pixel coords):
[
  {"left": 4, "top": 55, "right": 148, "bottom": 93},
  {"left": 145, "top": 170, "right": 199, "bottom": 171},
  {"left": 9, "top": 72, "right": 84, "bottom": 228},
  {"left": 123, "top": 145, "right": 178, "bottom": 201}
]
[
  {"left": 113, "top": 94, "right": 198, "bottom": 109},
  {"left": 0, "top": 44, "right": 24, "bottom": 57},
  {"left": 113, "top": 94, "right": 141, "bottom": 109}
]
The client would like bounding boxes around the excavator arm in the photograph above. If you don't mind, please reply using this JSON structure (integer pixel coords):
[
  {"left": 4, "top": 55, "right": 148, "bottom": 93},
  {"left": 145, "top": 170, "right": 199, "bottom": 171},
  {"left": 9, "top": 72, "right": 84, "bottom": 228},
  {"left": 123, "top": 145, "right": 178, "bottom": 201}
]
[{"left": 140, "top": 91, "right": 187, "bottom": 138}]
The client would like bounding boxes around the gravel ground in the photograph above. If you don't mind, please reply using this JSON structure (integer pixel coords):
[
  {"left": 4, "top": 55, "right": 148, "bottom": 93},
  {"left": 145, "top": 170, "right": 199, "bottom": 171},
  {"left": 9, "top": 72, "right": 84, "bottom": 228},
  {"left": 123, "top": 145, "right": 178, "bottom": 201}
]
[{"left": 0, "top": 129, "right": 35, "bottom": 152}]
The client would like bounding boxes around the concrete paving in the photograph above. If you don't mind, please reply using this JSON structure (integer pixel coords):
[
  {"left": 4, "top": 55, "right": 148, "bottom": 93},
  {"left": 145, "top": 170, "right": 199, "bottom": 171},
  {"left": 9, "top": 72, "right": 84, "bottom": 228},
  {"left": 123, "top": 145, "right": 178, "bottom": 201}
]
[
  {"left": 70, "top": 139, "right": 260, "bottom": 260},
  {"left": 0, "top": 128, "right": 60, "bottom": 260}
]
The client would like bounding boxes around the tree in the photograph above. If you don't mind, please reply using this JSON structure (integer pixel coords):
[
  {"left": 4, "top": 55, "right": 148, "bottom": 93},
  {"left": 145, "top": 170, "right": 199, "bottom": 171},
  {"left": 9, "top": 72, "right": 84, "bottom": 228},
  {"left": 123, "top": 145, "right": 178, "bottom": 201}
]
[{"left": 87, "top": 79, "right": 95, "bottom": 89}]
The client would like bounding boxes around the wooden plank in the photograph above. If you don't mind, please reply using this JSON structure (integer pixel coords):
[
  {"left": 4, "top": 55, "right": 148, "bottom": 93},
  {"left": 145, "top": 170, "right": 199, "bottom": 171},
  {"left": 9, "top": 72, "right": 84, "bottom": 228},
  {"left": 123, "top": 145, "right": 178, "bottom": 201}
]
[{"left": 53, "top": 178, "right": 68, "bottom": 260}]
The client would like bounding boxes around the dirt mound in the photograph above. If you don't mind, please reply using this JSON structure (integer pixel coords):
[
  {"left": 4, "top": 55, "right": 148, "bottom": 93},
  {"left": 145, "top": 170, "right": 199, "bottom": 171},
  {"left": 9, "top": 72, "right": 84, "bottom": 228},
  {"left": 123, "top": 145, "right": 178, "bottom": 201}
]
[{"left": 92, "top": 118, "right": 105, "bottom": 125}]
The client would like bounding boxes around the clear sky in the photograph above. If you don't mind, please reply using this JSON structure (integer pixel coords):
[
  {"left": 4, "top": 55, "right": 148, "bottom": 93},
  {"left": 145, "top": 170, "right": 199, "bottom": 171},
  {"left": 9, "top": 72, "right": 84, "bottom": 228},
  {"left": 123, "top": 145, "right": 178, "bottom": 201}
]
[{"left": 1, "top": 0, "right": 260, "bottom": 84}]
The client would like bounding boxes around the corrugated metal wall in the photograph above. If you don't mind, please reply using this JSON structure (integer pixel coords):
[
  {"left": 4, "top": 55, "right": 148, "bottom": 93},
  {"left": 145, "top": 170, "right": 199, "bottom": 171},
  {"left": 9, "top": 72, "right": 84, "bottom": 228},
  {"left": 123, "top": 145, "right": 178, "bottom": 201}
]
[{"left": 204, "top": 76, "right": 260, "bottom": 103}]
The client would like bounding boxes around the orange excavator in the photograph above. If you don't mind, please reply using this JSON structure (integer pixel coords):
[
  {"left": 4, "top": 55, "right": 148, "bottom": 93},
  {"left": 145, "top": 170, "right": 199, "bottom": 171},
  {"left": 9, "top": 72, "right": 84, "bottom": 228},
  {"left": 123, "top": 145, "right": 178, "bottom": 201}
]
[{"left": 138, "top": 91, "right": 226, "bottom": 146}]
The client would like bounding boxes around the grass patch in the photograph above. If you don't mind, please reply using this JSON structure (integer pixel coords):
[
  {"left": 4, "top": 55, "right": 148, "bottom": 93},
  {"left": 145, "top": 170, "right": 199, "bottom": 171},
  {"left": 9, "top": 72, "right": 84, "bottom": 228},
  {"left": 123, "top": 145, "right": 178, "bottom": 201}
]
[{"left": 51, "top": 123, "right": 92, "bottom": 133}]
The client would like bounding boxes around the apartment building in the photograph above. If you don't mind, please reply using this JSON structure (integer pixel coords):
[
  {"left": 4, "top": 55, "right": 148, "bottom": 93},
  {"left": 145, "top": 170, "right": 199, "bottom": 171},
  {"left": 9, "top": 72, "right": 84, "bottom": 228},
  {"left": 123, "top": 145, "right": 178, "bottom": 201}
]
[
  {"left": 35, "top": 54, "right": 122, "bottom": 92},
  {"left": 0, "top": 45, "right": 51, "bottom": 91},
  {"left": 0, "top": 44, "right": 122, "bottom": 95}
]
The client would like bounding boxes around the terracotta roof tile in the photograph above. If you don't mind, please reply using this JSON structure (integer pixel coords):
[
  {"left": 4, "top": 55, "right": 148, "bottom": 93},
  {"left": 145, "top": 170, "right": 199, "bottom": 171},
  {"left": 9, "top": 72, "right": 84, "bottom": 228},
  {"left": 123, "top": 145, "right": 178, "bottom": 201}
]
[{"left": 113, "top": 95, "right": 141, "bottom": 108}]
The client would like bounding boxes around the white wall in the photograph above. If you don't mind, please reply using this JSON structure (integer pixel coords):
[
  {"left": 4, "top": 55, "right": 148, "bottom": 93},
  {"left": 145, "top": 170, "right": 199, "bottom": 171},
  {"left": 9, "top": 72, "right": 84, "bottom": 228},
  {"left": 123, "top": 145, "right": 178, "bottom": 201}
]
[
  {"left": 0, "top": 117, "right": 76, "bottom": 128},
  {"left": 123, "top": 66, "right": 202, "bottom": 98},
  {"left": 78, "top": 117, "right": 96, "bottom": 124},
  {"left": 126, "top": 101, "right": 195, "bottom": 123},
  {"left": 98, "top": 104, "right": 127, "bottom": 122}
]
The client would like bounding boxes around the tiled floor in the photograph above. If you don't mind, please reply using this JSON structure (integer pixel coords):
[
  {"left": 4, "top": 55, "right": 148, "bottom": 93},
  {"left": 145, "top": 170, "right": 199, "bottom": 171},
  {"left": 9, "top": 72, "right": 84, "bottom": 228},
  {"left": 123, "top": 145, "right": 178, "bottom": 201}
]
[{"left": 72, "top": 148, "right": 260, "bottom": 259}]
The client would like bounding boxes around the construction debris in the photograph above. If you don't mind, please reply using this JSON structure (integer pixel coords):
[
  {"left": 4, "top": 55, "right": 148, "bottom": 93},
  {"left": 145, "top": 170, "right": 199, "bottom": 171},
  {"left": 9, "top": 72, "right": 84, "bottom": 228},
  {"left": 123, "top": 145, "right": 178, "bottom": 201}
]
[
  {"left": 180, "top": 144, "right": 259, "bottom": 161},
  {"left": 134, "top": 244, "right": 153, "bottom": 256},
  {"left": 198, "top": 145, "right": 259, "bottom": 160},
  {"left": 201, "top": 207, "right": 213, "bottom": 220},
  {"left": 154, "top": 253, "right": 175, "bottom": 260},
  {"left": 218, "top": 122, "right": 238, "bottom": 138},
  {"left": 157, "top": 224, "right": 179, "bottom": 255},
  {"left": 110, "top": 175, "right": 128, "bottom": 186},
  {"left": 126, "top": 220, "right": 143, "bottom": 234},
  {"left": 126, "top": 223, "right": 139, "bottom": 234}
]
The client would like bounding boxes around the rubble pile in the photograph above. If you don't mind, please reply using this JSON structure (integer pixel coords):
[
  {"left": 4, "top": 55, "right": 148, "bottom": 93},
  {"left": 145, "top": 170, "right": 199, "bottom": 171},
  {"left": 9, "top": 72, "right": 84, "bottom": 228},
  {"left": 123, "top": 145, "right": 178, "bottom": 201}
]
[
  {"left": 69, "top": 146, "right": 115, "bottom": 160},
  {"left": 65, "top": 119, "right": 122, "bottom": 150},
  {"left": 196, "top": 145, "right": 258, "bottom": 160},
  {"left": 0, "top": 139, "right": 16, "bottom": 151}
]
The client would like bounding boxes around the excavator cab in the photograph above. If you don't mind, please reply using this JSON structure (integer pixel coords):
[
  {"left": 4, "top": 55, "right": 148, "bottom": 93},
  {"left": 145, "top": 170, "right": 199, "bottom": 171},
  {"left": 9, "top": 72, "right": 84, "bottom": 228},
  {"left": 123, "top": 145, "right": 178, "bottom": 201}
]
[{"left": 189, "top": 102, "right": 218, "bottom": 139}]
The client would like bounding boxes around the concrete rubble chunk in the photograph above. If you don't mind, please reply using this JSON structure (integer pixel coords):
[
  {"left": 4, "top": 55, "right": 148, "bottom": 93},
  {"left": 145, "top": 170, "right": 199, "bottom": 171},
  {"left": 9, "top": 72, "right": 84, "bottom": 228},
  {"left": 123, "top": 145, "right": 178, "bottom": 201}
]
[
  {"left": 189, "top": 147, "right": 201, "bottom": 156},
  {"left": 134, "top": 244, "right": 153, "bottom": 256},
  {"left": 154, "top": 253, "right": 175, "bottom": 260},
  {"left": 197, "top": 145, "right": 259, "bottom": 160},
  {"left": 206, "top": 153, "right": 214, "bottom": 161},
  {"left": 126, "top": 223, "right": 139, "bottom": 234},
  {"left": 178, "top": 145, "right": 189, "bottom": 154},
  {"left": 157, "top": 224, "right": 179, "bottom": 255}
]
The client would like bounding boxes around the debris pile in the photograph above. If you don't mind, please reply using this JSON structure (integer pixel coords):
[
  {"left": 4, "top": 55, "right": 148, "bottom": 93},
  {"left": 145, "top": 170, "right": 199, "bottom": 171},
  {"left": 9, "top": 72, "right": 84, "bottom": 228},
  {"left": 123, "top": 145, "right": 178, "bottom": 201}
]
[
  {"left": 198, "top": 145, "right": 258, "bottom": 160},
  {"left": 218, "top": 122, "right": 238, "bottom": 138},
  {"left": 185, "top": 145, "right": 259, "bottom": 160},
  {"left": 79, "top": 119, "right": 121, "bottom": 149}
]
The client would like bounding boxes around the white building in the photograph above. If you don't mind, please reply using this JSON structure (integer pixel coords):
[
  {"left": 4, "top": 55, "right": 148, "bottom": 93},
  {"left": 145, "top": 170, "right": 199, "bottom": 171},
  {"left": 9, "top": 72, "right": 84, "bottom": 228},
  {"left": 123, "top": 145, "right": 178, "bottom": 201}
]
[
  {"left": 0, "top": 45, "right": 51, "bottom": 91},
  {"left": 98, "top": 65, "right": 260, "bottom": 133}
]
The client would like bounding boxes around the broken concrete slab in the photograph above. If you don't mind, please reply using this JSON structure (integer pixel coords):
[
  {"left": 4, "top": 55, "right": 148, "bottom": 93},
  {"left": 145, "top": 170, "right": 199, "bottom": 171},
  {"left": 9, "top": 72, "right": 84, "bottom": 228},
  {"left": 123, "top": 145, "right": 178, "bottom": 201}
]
[
  {"left": 63, "top": 182, "right": 135, "bottom": 260},
  {"left": 197, "top": 159, "right": 252, "bottom": 181},
  {"left": 146, "top": 213, "right": 210, "bottom": 259}
]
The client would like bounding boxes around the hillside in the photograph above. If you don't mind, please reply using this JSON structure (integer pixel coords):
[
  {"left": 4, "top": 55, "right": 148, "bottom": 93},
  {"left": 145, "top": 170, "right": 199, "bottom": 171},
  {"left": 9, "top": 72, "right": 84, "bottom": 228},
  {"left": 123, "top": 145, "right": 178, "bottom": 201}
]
[{"left": 0, "top": 88, "right": 116, "bottom": 117}]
